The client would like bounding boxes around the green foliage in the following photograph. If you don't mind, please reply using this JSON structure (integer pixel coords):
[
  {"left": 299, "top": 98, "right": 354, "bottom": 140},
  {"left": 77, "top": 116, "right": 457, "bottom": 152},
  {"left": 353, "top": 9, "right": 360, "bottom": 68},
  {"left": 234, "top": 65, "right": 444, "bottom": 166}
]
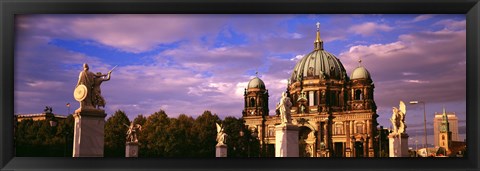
[
  {"left": 190, "top": 110, "right": 220, "bottom": 157},
  {"left": 15, "top": 115, "right": 74, "bottom": 157},
  {"left": 138, "top": 110, "right": 170, "bottom": 157},
  {"left": 104, "top": 110, "right": 130, "bottom": 157},
  {"left": 223, "top": 116, "right": 259, "bottom": 157},
  {"left": 16, "top": 109, "right": 259, "bottom": 158},
  {"left": 133, "top": 114, "right": 146, "bottom": 125}
]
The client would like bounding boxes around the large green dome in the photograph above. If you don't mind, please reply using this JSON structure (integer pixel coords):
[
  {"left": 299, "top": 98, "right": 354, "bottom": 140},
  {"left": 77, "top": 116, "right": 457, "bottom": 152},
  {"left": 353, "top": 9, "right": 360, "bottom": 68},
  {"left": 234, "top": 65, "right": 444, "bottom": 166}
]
[{"left": 290, "top": 24, "right": 348, "bottom": 82}]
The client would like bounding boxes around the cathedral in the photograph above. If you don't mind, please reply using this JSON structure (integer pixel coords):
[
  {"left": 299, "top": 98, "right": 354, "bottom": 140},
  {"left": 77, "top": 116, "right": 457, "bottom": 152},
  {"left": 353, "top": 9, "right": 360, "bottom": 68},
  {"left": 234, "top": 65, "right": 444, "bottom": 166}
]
[{"left": 242, "top": 23, "right": 379, "bottom": 157}]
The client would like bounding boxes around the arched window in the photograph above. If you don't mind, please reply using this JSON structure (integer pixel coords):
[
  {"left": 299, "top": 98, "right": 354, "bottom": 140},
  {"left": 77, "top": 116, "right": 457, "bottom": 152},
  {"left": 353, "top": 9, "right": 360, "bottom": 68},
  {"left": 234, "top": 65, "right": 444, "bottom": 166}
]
[
  {"left": 309, "top": 91, "right": 315, "bottom": 106},
  {"left": 356, "top": 123, "right": 364, "bottom": 134},
  {"left": 442, "top": 135, "right": 445, "bottom": 140},
  {"left": 355, "top": 89, "right": 362, "bottom": 100},
  {"left": 250, "top": 97, "right": 255, "bottom": 107},
  {"left": 268, "top": 127, "right": 275, "bottom": 137},
  {"left": 335, "top": 123, "right": 344, "bottom": 135},
  {"left": 331, "top": 91, "right": 338, "bottom": 106}
]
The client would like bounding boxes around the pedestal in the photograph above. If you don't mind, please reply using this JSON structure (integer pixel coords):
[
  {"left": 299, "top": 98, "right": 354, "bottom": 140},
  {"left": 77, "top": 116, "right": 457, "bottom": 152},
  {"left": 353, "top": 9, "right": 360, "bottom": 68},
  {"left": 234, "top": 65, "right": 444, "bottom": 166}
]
[
  {"left": 368, "top": 148, "right": 375, "bottom": 157},
  {"left": 345, "top": 148, "right": 352, "bottom": 157},
  {"left": 72, "top": 108, "right": 107, "bottom": 157},
  {"left": 275, "top": 123, "right": 299, "bottom": 157},
  {"left": 388, "top": 133, "right": 409, "bottom": 157},
  {"left": 216, "top": 144, "right": 227, "bottom": 157},
  {"left": 126, "top": 142, "right": 139, "bottom": 157}
]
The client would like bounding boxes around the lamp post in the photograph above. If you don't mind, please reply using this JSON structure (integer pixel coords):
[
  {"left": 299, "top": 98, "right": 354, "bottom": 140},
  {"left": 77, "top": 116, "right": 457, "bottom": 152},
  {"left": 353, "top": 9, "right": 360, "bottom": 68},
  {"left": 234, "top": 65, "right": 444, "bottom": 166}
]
[
  {"left": 239, "top": 129, "right": 245, "bottom": 157},
  {"left": 351, "top": 136, "right": 355, "bottom": 157},
  {"left": 415, "top": 138, "right": 418, "bottom": 157},
  {"left": 379, "top": 126, "right": 383, "bottom": 157},
  {"left": 252, "top": 129, "right": 258, "bottom": 157},
  {"left": 66, "top": 103, "right": 70, "bottom": 115},
  {"left": 360, "top": 137, "right": 364, "bottom": 157},
  {"left": 409, "top": 100, "right": 428, "bottom": 157}
]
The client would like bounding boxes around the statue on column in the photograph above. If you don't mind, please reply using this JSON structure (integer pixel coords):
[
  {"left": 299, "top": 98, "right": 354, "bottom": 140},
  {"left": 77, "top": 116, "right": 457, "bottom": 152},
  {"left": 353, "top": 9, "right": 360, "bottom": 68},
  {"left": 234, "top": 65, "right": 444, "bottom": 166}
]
[
  {"left": 93, "top": 70, "right": 113, "bottom": 109},
  {"left": 125, "top": 122, "right": 142, "bottom": 143},
  {"left": 73, "top": 63, "right": 116, "bottom": 110},
  {"left": 276, "top": 92, "right": 292, "bottom": 124},
  {"left": 390, "top": 101, "right": 407, "bottom": 135},
  {"left": 216, "top": 123, "right": 227, "bottom": 145}
]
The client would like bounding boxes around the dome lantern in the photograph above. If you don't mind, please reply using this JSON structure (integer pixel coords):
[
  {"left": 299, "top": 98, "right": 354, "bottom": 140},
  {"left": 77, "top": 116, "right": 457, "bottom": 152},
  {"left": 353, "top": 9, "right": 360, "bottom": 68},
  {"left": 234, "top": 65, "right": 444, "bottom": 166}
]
[
  {"left": 314, "top": 22, "right": 324, "bottom": 51},
  {"left": 290, "top": 23, "right": 347, "bottom": 83}
]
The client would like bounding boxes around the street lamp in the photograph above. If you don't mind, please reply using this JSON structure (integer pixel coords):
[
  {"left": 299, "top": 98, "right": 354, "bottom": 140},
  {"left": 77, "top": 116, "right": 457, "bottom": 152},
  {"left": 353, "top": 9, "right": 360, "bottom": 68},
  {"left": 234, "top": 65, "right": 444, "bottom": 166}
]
[
  {"left": 351, "top": 136, "right": 355, "bottom": 157},
  {"left": 360, "top": 137, "right": 364, "bottom": 157},
  {"left": 409, "top": 100, "right": 428, "bottom": 157},
  {"left": 415, "top": 138, "right": 418, "bottom": 157},
  {"left": 252, "top": 129, "right": 259, "bottom": 157}
]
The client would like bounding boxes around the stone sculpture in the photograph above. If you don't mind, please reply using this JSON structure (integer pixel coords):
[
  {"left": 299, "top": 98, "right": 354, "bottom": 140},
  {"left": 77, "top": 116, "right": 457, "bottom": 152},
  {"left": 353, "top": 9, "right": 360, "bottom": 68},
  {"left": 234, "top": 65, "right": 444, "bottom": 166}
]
[
  {"left": 390, "top": 101, "right": 407, "bottom": 134},
  {"left": 125, "top": 122, "right": 142, "bottom": 143},
  {"left": 74, "top": 63, "right": 115, "bottom": 109},
  {"left": 216, "top": 123, "right": 227, "bottom": 145},
  {"left": 276, "top": 92, "right": 292, "bottom": 124}
]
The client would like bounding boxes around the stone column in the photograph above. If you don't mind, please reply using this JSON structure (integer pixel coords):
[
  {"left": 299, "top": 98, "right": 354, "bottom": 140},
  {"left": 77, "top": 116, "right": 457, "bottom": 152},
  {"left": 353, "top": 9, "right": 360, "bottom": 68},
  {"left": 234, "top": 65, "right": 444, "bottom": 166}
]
[
  {"left": 72, "top": 108, "right": 107, "bottom": 157},
  {"left": 216, "top": 144, "right": 227, "bottom": 157},
  {"left": 126, "top": 142, "right": 139, "bottom": 157},
  {"left": 345, "top": 121, "right": 352, "bottom": 157},
  {"left": 367, "top": 120, "right": 374, "bottom": 157},
  {"left": 275, "top": 123, "right": 299, "bottom": 157},
  {"left": 388, "top": 133, "right": 409, "bottom": 157}
]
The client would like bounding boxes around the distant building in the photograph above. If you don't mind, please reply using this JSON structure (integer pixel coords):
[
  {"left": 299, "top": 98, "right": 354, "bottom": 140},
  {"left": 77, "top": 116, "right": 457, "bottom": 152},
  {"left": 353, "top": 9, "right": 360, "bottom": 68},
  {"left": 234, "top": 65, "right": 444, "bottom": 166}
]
[
  {"left": 437, "top": 107, "right": 452, "bottom": 152},
  {"left": 433, "top": 109, "right": 459, "bottom": 147},
  {"left": 16, "top": 113, "right": 67, "bottom": 122},
  {"left": 16, "top": 106, "right": 67, "bottom": 122}
]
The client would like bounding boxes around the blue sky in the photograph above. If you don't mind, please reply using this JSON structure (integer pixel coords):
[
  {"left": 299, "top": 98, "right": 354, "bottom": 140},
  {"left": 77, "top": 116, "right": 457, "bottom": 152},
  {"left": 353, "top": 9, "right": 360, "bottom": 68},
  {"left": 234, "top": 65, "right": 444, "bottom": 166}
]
[{"left": 14, "top": 14, "right": 466, "bottom": 145}]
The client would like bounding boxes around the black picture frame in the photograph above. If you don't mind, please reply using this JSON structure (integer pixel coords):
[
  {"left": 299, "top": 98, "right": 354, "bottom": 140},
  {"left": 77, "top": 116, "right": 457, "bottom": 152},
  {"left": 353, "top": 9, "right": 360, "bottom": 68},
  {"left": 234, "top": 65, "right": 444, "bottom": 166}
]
[{"left": 1, "top": 0, "right": 479, "bottom": 170}]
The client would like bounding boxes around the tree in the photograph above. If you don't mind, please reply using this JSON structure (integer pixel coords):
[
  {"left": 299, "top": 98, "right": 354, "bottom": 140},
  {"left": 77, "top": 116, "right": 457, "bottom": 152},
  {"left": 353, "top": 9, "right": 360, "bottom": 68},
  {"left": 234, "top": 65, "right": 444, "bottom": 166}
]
[
  {"left": 104, "top": 110, "right": 130, "bottom": 157},
  {"left": 56, "top": 114, "right": 74, "bottom": 156},
  {"left": 133, "top": 114, "right": 147, "bottom": 126},
  {"left": 15, "top": 119, "right": 64, "bottom": 156},
  {"left": 191, "top": 110, "right": 220, "bottom": 157},
  {"left": 163, "top": 114, "right": 195, "bottom": 157},
  {"left": 138, "top": 110, "right": 171, "bottom": 157}
]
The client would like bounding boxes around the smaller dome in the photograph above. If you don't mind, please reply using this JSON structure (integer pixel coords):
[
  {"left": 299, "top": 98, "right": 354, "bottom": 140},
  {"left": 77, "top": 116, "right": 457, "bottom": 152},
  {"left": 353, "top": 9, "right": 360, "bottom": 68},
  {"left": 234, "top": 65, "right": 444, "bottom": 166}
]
[
  {"left": 248, "top": 77, "right": 266, "bottom": 89},
  {"left": 350, "top": 66, "right": 371, "bottom": 80}
]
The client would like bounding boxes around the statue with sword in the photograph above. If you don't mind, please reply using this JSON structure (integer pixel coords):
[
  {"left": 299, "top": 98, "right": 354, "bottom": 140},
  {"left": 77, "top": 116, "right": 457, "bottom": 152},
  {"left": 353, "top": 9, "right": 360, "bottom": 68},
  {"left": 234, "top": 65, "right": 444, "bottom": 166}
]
[
  {"left": 74, "top": 64, "right": 117, "bottom": 109},
  {"left": 93, "top": 65, "right": 117, "bottom": 109}
]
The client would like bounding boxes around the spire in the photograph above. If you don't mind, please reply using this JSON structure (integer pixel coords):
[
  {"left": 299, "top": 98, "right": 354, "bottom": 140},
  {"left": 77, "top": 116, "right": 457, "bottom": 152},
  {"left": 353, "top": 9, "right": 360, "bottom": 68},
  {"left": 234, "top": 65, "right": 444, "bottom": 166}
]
[
  {"left": 442, "top": 106, "right": 450, "bottom": 132},
  {"left": 442, "top": 106, "right": 449, "bottom": 123},
  {"left": 358, "top": 58, "right": 362, "bottom": 67},
  {"left": 314, "top": 22, "right": 324, "bottom": 51}
]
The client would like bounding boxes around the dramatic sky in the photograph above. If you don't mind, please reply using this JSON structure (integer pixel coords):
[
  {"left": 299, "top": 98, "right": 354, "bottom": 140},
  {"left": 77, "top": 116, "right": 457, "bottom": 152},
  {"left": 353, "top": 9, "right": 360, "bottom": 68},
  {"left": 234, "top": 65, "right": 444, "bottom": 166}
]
[{"left": 14, "top": 14, "right": 466, "bottom": 145}]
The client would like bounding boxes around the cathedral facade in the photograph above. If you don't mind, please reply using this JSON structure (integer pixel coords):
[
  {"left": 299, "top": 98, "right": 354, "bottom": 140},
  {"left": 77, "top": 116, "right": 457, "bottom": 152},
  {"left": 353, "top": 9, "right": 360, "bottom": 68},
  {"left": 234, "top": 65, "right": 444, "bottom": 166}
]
[{"left": 243, "top": 23, "right": 379, "bottom": 157}]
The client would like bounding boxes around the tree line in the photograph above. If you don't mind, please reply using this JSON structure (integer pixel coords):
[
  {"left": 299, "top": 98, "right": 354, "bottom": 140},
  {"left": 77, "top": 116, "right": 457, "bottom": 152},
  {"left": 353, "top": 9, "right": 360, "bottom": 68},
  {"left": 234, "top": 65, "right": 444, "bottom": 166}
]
[{"left": 15, "top": 110, "right": 260, "bottom": 157}]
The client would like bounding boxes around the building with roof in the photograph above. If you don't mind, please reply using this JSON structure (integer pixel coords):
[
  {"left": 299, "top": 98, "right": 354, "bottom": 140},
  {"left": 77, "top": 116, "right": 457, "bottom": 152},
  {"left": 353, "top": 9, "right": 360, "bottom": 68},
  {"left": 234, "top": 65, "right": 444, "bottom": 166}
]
[
  {"left": 16, "top": 106, "right": 67, "bottom": 122},
  {"left": 16, "top": 113, "right": 67, "bottom": 122},
  {"left": 243, "top": 23, "right": 378, "bottom": 157},
  {"left": 433, "top": 109, "right": 459, "bottom": 147}
]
